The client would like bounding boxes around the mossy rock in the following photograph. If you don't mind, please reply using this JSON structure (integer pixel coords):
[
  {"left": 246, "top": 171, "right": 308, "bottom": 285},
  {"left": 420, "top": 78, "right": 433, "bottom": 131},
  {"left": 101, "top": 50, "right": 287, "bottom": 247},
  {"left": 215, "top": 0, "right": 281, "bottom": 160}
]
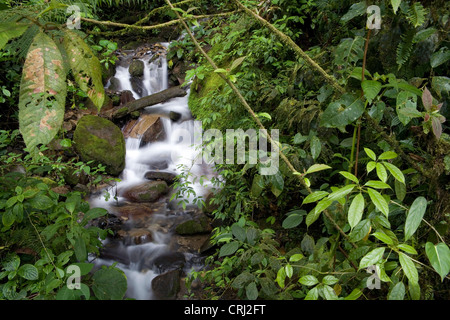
[
  {"left": 129, "top": 60, "right": 144, "bottom": 77},
  {"left": 73, "top": 115, "right": 125, "bottom": 176},
  {"left": 122, "top": 180, "right": 168, "bottom": 202},
  {"left": 175, "top": 217, "right": 211, "bottom": 235}
]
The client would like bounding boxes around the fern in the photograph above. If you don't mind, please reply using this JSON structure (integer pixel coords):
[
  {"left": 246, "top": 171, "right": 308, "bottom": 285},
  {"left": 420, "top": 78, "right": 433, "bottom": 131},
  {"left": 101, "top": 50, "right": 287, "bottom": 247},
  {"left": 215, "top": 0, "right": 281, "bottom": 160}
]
[
  {"left": 396, "top": 29, "right": 415, "bottom": 68},
  {"left": 407, "top": 2, "right": 427, "bottom": 28}
]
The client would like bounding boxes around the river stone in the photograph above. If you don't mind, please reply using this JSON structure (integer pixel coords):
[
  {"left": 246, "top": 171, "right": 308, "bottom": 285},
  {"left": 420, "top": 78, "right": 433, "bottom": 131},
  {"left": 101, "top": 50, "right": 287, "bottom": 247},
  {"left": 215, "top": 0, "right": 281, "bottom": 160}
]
[
  {"left": 130, "top": 76, "right": 148, "bottom": 98},
  {"left": 129, "top": 59, "right": 144, "bottom": 77},
  {"left": 73, "top": 115, "right": 126, "bottom": 176},
  {"left": 126, "top": 114, "right": 165, "bottom": 146},
  {"left": 122, "top": 180, "right": 168, "bottom": 203},
  {"left": 151, "top": 269, "right": 181, "bottom": 300},
  {"left": 144, "top": 171, "right": 177, "bottom": 184},
  {"left": 175, "top": 216, "right": 211, "bottom": 235},
  {"left": 151, "top": 251, "right": 186, "bottom": 273}
]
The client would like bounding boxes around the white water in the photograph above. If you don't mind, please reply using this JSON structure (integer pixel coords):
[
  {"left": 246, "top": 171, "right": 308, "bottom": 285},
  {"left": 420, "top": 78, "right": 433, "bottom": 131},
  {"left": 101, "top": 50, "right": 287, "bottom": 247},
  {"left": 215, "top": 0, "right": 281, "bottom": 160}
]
[{"left": 90, "top": 44, "right": 214, "bottom": 300}]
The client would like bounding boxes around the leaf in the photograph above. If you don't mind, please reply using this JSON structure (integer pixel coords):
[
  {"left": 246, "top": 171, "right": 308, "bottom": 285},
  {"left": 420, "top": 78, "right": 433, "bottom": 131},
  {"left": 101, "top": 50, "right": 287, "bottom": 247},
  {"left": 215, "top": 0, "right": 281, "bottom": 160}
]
[
  {"left": 421, "top": 87, "right": 433, "bottom": 111},
  {"left": 431, "top": 76, "right": 450, "bottom": 99},
  {"left": 18, "top": 264, "right": 38, "bottom": 280},
  {"left": 304, "top": 286, "right": 319, "bottom": 300},
  {"left": 250, "top": 174, "right": 265, "bottom": 198},
  {"left": 407, "top": 3, "right": 427, "bottom": 28},
  {"left": 303, "top": 191, "right": 329, "bottom": 204},
  {"left": 344, "top": 288, "right": 362, "bottom": 300},
  {"left": 231, "top": 223, "right": 247, "bottom": 242},
  {"left": 214, "top": 68, "right": 227, "bottom": 74},
  {"left": 378, "top": 151, "right": 398, "bottom": 160},
  {"left": 383, "top": 162, "right": 405, "bottom": 184},
  {"left": 348, "top": 193, "right": 365, "bottom": 229},
  {"left": 74, "top": 236, "right": 87, "bottom": 262},
  {"left": 92, "top": 268, "right": 127, "bottom": 300},
  {"left": 285, "top": 264, "right": 293, "bottom": 278},
  {"left": 340, "top": 2, "right": 366, "bottom": 22},
  {"left": 362, "top": 80, "right": 382, "bottom": 103},
  {"left": 219, "top": 241, "right": 240, "bottom": 257},
  {"left": 64, "top": 30, "right": 105, "bottom": 112},
  {"left": 334, "top": 37, "right": 365, "bottom": 67},
  {"left": 28, "top": 195, "right": 54, "bottom": 210},
  {"left": 413, "top": 27, "right": 437, "bottom": 43},
  {"left": 399, "top": 252, "right": 419, "bottom": 284},
  {"left": 322, "top": 275, "right": 339, "bottom": 286},
  {"left": 367, "top": 161, "right": 376, "bottom": 174},
  {"left": 425, "top": 242, "right": 450, "bottom": 282},
  {"left": 394, "top": 180, "right": 406, "bottom": 201},
  {"left": 320, "top": 94, "right": 365, "bottom": 128},
  {"left": 246, "top": 282, "right": 258, "bottom": 300},
  {"left": 322, "top": 285, "right": 338, "bottom": 300},
  {"left": 349, "top": 219, "right": 371, "bottom": 242},
  {"left": 230, "top": 56, "right": 246, "bottom": 72},
  {"left": 276, "top": 267, "right": 286, "bottom": 289},
  {"left": 339, "top": 171, "right": 359, "bottom": 184},
  {"left": 409, "top": 281, "right": 421, "bottom": 300},
  {"left": 364, "top": 148, "right": 377, "bottom": 161},
  {"left": 398, "top": 107, "right": 423, "bottom": 118},
  {"left": 375, "top": 163, "right": 387, "bottom": 182},
  {"left": 359, "top": 247, "right": 385, "bottom": 269},
  {"left": 282, "top": 213, "right": 304, "bottom": 229},
  {"left": 364, "top": 180, "right": 392, "bottom": 189},
  {"left": 396, "top": 90, "right": 418, "bottom": 126},
  {"left": 81, "top": 207, "right": 107, "bottom": 225},
  {"left": 306, "top": 199, "right": 332, "bottom": 227},
  {"left": 397, "top": 244, "right": 418, "bottom": 255},
  {"left": 289, "top": 254, "right": 304, "bottom": 262},
  {"left": 327, "top": 184, "right": 356, "bottom": 202},
  {"left": 388, "top": 282, "right": 405, "bottom": 300},
  {"left": 18, "top": 32, "right": 66, "bottom": 152},
  {"left": 390, "top": 0, "right": 401, "bottom": 14},
  {"left": 431, "top": 116, "right": 443, "bottom": 139},
  {"left": 367, "top": 187, "right": 389, "bottom": 217},
  {"left": 310, "top": 136, "right": 321, "bottom": 160},
  {"left": 270, "top": 171, "right": 284, "bottom": 197},
  {"left": 299, "top": 275, "right": 319, "bottom": 286},
  {"left": 372, "top": 232, "right": 394, "bottom": 245},
  {"left": 232, "top": 271, "right": 254, "bottom": 289},
  {"left": 305, "top": 164, "right": 331, "bottom": 175},
  {"left": 0, "top": 22, "right": 29, "bottom": 51},
  {"left": 404, "top": 196, "right": 427, "bottom": 241}
]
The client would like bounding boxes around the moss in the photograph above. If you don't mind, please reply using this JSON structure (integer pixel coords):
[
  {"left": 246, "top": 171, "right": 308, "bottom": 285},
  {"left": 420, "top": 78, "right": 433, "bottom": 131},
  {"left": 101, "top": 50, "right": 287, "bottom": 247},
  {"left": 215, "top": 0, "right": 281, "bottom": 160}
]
[
  {"left": 73, "top": 115, "right": 125, "bottom": 176},
  {"left": 175, "top": 217, "right": 210, "bottom": 235}
]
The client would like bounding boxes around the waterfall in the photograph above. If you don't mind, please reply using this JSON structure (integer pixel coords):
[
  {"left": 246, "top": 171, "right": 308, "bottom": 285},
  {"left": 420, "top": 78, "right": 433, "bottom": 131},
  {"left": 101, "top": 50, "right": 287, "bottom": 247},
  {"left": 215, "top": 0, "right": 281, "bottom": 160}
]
[{"left": 90, "top": 43, "right": 214, "bottom": 300}]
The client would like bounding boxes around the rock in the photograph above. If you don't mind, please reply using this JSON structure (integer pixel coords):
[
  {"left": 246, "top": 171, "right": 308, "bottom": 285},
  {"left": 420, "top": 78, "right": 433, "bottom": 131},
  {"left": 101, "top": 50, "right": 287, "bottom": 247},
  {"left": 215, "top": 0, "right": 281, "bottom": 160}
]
[
  {"left": 121, "top": 228, "right": 152, "bottom": 245},
  {"left": 130, "top": 76, "right": 148, "bottom": 98},
  {"left": 126, "top": 115, "right": 166, "bottom": 146},
  {"left": 144, "top": 171, "right": 177, "bottom": 184},
  {"left": 122, "top": 180, "right": 169, "bottom": 203},
  {"left": 73, "top": 115, "right": 126, "bottom": 176},
  {"left": 169, "top": 111, "right": 182, "bottom": 122},
  {"left": 175, "top": 216, "right": 211, "bottom": 235},
  {"left": 73, "top": 183, "right": 89, "bottom": 194},
  {"left": 151, "top": 252, "right": 185, "bottom": 273},
  {"left": 148, "top": 160, "right": 169, "bottom": 170},
  {"left": 151, "top": 269, "right": 181, "bottom": 300},
  {"left": 112, "top": 202, "right": 165, "bottom": 220},
  {"left": 108, "top": 77, "right": 121, "bottom": 92},
  {"left": 129, "top": 59, "right": 144, "bottom": 77},
  {"left": 99, "top": 241, "right": 130, "bottom": 265}
]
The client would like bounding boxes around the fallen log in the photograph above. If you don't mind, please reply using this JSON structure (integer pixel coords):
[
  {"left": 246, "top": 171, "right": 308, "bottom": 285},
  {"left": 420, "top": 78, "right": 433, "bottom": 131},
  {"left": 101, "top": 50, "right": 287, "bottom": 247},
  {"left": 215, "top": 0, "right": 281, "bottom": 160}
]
[{"left": 107, "top": 86, "right": 187, "bottom": 119}]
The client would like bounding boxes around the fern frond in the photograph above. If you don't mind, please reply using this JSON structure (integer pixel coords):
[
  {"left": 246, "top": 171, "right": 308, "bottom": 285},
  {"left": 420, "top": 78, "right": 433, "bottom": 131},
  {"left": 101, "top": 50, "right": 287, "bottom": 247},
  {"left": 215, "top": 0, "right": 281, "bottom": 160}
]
[
  {"left": 396, "top": 29, "right": 415, "bottom": 68},
  {"left": 407, "top": 2, "right": 427, "bottom": 28}
]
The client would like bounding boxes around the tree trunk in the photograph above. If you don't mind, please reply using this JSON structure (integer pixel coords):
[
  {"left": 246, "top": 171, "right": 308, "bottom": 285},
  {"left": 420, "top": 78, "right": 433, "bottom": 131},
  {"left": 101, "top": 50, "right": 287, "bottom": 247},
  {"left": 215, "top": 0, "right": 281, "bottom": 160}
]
[{"left": 108, "top": 86, "right": 187, "bottom": 119}]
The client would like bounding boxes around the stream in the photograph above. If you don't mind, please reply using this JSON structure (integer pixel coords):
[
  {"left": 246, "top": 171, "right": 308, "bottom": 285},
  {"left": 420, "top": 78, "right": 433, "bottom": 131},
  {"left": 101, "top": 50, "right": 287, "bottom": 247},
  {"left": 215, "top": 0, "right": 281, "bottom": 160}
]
[{"left": 88, "top": 43, "right": 215, "bottom": 300}]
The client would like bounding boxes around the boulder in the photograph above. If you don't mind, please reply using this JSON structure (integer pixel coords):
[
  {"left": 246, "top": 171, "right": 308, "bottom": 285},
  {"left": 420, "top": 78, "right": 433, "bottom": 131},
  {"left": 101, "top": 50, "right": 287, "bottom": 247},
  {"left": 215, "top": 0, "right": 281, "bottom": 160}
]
[
  {"left": 144, "top": 171, "right": 177, "bottom": 185},
  {"left": 150, "top": 252, "right": 186, "bottom": 273},
  {"left": 73, "top": 115, "right": 126, "bottom": 176},
  {"left": 122, "top": 180, "right": 169, "bottom": 203},
  {"left": 130, "top": 76, "right": 148, "bottom": 98},
  {"left": 151, "top": 269, "right": 181, "bottom": 300},
  {"left": 175, "top": 216, "right": 211, "bottom": 235},
  {"left": 126, "top": 114, "right": 166, "bottom": 146},
  {"left": 129, "top": 59, "right": 144, "bottom": 77}
]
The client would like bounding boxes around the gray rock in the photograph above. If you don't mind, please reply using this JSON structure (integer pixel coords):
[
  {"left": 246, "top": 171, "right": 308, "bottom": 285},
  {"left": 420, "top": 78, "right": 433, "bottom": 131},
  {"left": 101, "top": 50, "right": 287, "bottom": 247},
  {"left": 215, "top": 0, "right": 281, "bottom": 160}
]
[{"left": 151, "top": 269, "right": 181, "bottom": 300}]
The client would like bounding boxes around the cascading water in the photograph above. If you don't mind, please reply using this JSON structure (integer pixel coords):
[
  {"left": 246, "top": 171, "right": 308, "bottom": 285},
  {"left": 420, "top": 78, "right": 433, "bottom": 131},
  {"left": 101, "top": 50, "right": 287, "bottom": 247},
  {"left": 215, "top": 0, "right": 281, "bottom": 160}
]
[{"left": 90, "top": 44, "right": 215, "bottom": 300}]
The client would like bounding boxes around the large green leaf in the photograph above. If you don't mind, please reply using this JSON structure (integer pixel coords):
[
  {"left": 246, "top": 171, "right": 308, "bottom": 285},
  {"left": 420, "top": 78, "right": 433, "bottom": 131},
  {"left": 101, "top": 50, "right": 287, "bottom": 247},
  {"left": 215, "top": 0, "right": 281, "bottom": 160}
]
[
  {"left": 359, "top": 247, "right": 385, "bottom": 269},
  {"left": 425, "top": 242, "right": 450, "bottom": 282},
  {"left": 91, "top": 268, "right": 127, "bottom": 300},
  {"left": 404, "top": 196, "right": 427, "bottom": 241},
  {"left": 348, "top": 193, "right": 365, "bottom": 229},
  {"left": 64, "top": 30, "right": 105, "bottom": 111},
  {"left": 388, "top": 282, "right": 405, "bottom": 300},
  {"left": 18, "top": 264, "right": 39, "bottom": 280},
  {"left": 18, "top": 31, "right": 66, "bottom": 152},
  {"left": 0, "top": 22, "right": 29, "bottom": 51},
  {"left": 362, "top": 80, "right": 382, "bottom": 103},
  {"left": 320, "top": 94, "right": 365, "bottom": 129},
  {"left": 399, "top": 252, "right": 418, "bottom": 285},
  {"left": 367, "top": 187, "right": 389, "bottom": 217}
]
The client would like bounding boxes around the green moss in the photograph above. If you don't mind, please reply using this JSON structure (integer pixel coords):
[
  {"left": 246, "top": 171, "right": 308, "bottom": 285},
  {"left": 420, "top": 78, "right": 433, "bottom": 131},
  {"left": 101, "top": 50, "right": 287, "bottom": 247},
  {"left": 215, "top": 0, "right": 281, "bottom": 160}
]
[{"left": 73, "top": 115, "right": 125, "bottom": 176}]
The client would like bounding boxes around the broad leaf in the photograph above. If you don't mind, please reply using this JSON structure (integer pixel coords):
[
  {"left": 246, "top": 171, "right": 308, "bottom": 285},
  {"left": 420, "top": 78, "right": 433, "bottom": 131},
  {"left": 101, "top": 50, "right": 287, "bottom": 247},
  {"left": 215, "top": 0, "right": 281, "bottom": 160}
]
[
  {"left": 404, "top": 196, "right": 427, "bottom": 241},
  {"left": 339, "top": 171, "right": 359, "bottom": 184},
  {"left": 306, "top": 198, "right": 332, "bottom": 227},
  {"left": 327, "top": 184, "right": 356, "bottom": 202},
  {"left": 18, "top": 264, "right": 38, "bottom": 280},
  {"left": 425, "top": 242, "right": 450, "bottom": 282},
  {"left": 0, "top": 22, "right": 29, "bottom": 51},
  {"left": 305, "top": 164, "right": 331, "bottom": 174},
  {"left": 310, "top": 136, "right": 321, "bottom": 160},
  {"left": 372, "top": 232, "right": 394, "bottom": 245},
  {"left": 320, "top": 94, "right": 365, "bottom": 128},
  {"left": 299, "top": 275, "right": 319, "bottom": 286},
  {"left": 390, "top": 0, "right": 401, "bottom": 14},
  {"left": 388, "top": 282, "right": 405, "bottom": 300},
  {"left": 383, "top": 162, "right": 405, "bottom": 184},
  {"left": 219, "top": 241, "right": 240, "bottom": 257},
  {"left": 64, "top": 30, "right": 105, "bottom": 111},
  {"left": 303, "top": 191, "right": 329, "bottom": 204},
  {"left": 18, "top": 31, "right": 66, "bottom": 152},
  {"left": 91, "top": 268, "right": 127, "bottom": 300},
  {"left": 348, "top": 193, "right": 365, "bottom": 229},
  {"left": 399, "top": 252, "right": 418, "bottom": 285},
  {"left": 362, "top": 80, "right": 381, "bottom": 103},
  {"left": 359, "top": 247, "right": 385, "bottom": 269},
  {"left": 375, "top": 163, "right": 387, "bottom": 182},
  {"left": 282, "top": 212, "right": 304, "bottom": 229},
  {"left": 367, "top": 187, "right": 389, "bottom": 217}
]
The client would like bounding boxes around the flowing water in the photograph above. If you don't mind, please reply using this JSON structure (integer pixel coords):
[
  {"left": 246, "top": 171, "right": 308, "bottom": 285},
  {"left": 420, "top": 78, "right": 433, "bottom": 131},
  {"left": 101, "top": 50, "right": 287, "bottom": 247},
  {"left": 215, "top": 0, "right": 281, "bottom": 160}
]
[{"left": 89, "top": 44, "right": 215, "bottom": 300}]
